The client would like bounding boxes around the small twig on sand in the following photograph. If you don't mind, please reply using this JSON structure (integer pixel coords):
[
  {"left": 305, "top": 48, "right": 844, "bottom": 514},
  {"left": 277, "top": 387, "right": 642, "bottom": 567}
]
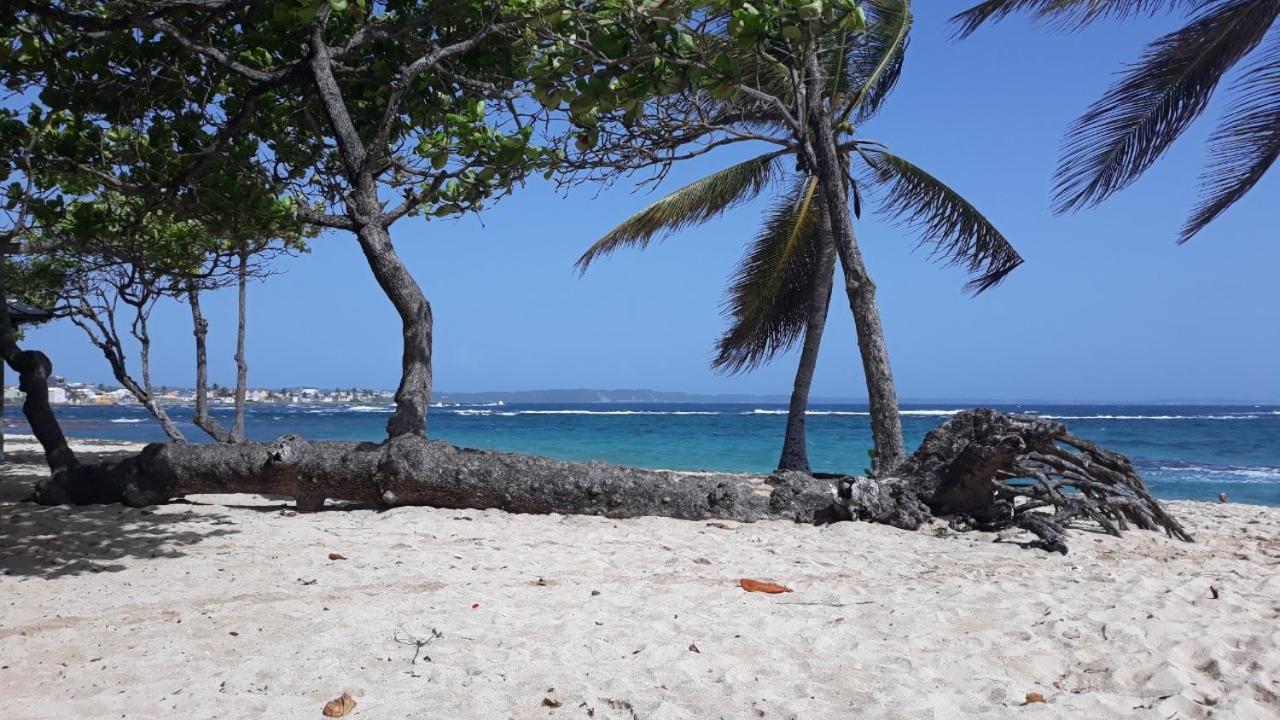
[{"left": 393, "top": 627, "right": 444, "bottom": 664}]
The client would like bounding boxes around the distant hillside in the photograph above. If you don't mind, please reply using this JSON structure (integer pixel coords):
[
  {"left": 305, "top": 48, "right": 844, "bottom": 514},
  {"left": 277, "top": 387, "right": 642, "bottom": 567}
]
[{"left": 434, "top": 389, "right": 801, "bottom": 404}]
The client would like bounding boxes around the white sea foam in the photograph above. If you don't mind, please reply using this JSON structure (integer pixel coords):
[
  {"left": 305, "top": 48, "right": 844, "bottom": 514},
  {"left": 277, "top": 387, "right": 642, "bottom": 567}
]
[
  {"left": 515, "top": 410, "right": 718, "bottom": 416},
  {"left": 109, "top": 418, "right": 145, "bottom": 424},
  {"left": 347, "top": 405, "right": 392, "bottom": 413},
  {"left": 747, "top": 408, "right": 960, "bottom": 416},
  {"left": 1148, "top": 463, "right": 1280, "bottom": 483}
]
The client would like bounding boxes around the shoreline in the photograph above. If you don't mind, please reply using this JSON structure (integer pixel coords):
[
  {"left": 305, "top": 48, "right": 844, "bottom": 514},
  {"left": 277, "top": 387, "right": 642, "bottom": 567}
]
[{"left": 3, "top": 437, "right": 1279, "bottom": 718}]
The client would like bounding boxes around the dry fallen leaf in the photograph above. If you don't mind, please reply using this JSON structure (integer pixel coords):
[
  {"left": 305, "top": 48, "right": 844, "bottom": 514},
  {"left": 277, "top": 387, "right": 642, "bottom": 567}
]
[
  {"left": 688, "top": 643, "right": 700, "bottom": 653},
  {"left": 706, "top": 522, "right": 731, "bottom": 530},
  {"left": 542, "top": 698, "right": 562, "bottom": 708},
  {"left": 280, "top": 510, "right": 298, "bottom": 518},
  {"left": 322, "top": 692, "right": 356, "bottom": 717},
  {"left": 1024, "top": 692, "right": 1046, "bottom": 705},
  {"left": 739, "top": 579, "right": 791, "bottom": 594},
  {"left": 328, "top": 553, "right": 347, "bottom": 561}
]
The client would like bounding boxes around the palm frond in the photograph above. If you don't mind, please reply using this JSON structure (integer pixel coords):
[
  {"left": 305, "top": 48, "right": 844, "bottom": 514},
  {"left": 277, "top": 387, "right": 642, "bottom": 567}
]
[
  {"left": 844, "top": 0, "right": 913, "bottom": 123},
  {"left": 1183, "top": 36, "right": 1280, "bottom": 241},
  {"left": 1053, "top": 0, "right": 1280, "bottom": 213},
  {"left": 859, "top": 147, "right": 1023, "bottom": 293},
  {"left": 951, "top": 0, "right": 1194, "bottom": 39},
  {"left": 575, "top": 154, "right": 780, "bottom": 272},
  {"left": 713, "top": 177, "right": 828, "bottom": 373}
]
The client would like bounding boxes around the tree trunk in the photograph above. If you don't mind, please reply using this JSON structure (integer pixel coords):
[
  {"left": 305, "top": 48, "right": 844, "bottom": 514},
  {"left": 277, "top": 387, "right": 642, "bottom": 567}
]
[
  {"left": 828, "top": 225, "right": 906, "bottom": 475},
  {"left": 187, "top": 285, "right": 233, "bottom": 443},
  {"left": 131, "top": 301, "right": 186, "bottom": 443},
  {"left": 306, "top": 28, "right": 432, "bottom": 440},
  {"left": 0, "top": 285, "right": 77, "bottom": 474},
  {"left": 69, "top": 295, "right": 186, "bottom": 442},
  {"left": 35, "top": 434, "right": 838, "bottom": 521},
  {"left": 356, "top": 223, "right": 433, "bottom": 439},
  {"left": 803, "top": 49, "right": 907, "bottom": 475},
  {"left": 777, "top": 225, "right": 836, "bottom": 473},
  {"left": 232, "top": 244, "right": 249, "bottom": 441}
]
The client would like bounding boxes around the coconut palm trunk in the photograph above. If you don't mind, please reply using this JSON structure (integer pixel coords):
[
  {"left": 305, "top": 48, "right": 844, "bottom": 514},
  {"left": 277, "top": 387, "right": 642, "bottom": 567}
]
[
  {"left": 805, "top": 51, "right": 908, "bottom": 476},
  {"left": 777, "top": 219, "right": 836, "bottom": 473}
]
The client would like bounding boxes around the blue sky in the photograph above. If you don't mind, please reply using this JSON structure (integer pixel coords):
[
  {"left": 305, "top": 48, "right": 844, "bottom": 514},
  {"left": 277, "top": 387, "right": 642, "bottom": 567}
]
[{"left": 22, "top": 3, "right": 1280, "bottom": 403}]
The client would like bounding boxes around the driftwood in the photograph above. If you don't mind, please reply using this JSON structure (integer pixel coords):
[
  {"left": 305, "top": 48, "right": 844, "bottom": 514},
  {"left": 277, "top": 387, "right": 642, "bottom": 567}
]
[
  {"left": 32, "top": 409, "right": 1190, "bottom": 553},
  {"left": 833, "top": 409, "right": 1192, "bottom": 552}
]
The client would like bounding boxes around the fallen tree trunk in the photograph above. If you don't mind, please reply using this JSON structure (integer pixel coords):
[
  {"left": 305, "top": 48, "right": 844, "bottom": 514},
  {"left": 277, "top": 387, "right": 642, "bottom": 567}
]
[
  {"left": 34, "top": 434, "right": 841, "bottom": 521},
  {"left": 32, "top": 410, "right": 1191, "bottom": 553}
]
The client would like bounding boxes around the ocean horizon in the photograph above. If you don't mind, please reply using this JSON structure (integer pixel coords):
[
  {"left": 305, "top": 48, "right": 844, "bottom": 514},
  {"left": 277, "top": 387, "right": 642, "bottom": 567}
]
[{"left": 7, "top": 401, "right": 1278, "bottom": 507}]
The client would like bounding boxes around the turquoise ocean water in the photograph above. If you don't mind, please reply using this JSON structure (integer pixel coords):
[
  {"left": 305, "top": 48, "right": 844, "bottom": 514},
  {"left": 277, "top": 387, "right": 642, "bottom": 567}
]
[{"left": 6, "top": 402, "right": 1279, "bottom": 506}]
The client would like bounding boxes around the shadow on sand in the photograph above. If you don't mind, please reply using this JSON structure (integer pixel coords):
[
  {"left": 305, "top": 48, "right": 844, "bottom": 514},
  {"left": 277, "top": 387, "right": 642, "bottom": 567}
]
[{"left": 1, "top": 450, "right": 239, "bottom": 579}]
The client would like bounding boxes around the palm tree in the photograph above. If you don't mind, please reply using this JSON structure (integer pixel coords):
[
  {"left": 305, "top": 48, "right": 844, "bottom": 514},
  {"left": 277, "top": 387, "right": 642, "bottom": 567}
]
[
  {"left": 953, "top": 0, "right": 1280, "bottom": 241},
  {"left": 578, "top": 3, "right": 1023, "bottom": 474}
]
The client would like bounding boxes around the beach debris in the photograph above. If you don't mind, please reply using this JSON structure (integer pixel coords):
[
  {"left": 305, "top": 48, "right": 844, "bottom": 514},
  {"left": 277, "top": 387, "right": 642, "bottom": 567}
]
[
  {"left": 739, "top": 579, "right": 791, "bottom": 594},
  {"left": 393, "top": 627, "right": 443, "bottom": 664},
  {"left": 1219, "top": 492, "right": 1229, "bottom": 504},
  {"left": 688, "top": 643, "right": 701, "bottom": 653},
  {"left": 471, "top": 603, "right": 480, "bottom": 609},
  {"left": 1210, "top": 585, "right": 1220, "bottom": 600},
  {"left": 542, "top": 698, "right": 562, "bottom": 708},
  {"left": 328, "top": 553, "right": 347, "bottom": 561},
  {"left": 322, "top": 692, "right": 356, "bottom": 717},
  {"left": 832, "top": 409, "right": 1193, "bottom": 554},
  {"left": 1023, "top": 692, "right": 1046, "bottom": 705},
  {"left": 706, "top": 522, "right": 732, "bottom": 530},
  {"left": 280, "top": 510, "right": 298, "bottom": 518}
]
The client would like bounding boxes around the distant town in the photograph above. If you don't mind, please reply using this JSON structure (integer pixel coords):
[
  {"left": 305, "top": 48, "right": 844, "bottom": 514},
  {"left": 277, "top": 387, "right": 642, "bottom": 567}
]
[{"left": 2, "top": 376, "right": 395, "bottom": 406}]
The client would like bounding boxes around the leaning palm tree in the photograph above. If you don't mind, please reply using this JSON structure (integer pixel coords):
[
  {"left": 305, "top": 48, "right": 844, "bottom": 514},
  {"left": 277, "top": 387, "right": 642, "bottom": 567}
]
[
  {"left": 953, "top": 0, "right": 1280, "bottom": 241},
  {"left": 578, "top": 2, "right": 1023, "bottom": 474}
]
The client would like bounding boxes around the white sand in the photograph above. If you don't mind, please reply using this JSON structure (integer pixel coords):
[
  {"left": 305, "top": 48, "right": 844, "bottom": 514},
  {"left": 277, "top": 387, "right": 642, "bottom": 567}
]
[{"left": 2, "top": 436, "right": 1278, "bottom": 719}]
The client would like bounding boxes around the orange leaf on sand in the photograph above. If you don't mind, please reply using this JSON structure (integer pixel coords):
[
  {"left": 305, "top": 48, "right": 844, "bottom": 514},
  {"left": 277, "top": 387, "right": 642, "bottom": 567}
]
[
  {"left": 328, "top": 553, "right": 347, "bottom": 561},
  {"left": 1023, "top": 692, "right": 1046, "bottom": 705},
  {"left": 739, "top": 579, "right": 791, "bottom": 594},
  {"left": 322, "top": 692, "right": 356, "bottom": 717}
]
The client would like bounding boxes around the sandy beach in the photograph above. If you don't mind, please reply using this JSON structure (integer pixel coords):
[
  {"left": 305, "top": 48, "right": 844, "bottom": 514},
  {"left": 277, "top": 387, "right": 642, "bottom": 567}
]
[{"left": 2, "top": 436, "right": 1278, "bottom": 719}]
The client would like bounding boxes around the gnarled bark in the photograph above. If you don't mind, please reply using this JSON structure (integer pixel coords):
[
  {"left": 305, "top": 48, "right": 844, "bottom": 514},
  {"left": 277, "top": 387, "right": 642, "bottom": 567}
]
[
  {"left": 35, "top": 435, "right": 838, "bottom": 523},
  {"left": 355, "top": 223, "right": 433, "bottom": 440},
  {"left": 835, "top": 409, "right": 1193, "bottom": 553},
  {"left": 0, "top": 290, "right": 77, "bottom": 474}
]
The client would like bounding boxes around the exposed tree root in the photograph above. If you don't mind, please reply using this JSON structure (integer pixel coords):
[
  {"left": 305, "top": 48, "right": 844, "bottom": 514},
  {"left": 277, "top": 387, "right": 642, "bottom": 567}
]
[
  {"left": 32, "top": 409, "right": 1189, "bottom": 554},
  {"left": 842, "top": 409, "right": 1193, "bottom": 553}
]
